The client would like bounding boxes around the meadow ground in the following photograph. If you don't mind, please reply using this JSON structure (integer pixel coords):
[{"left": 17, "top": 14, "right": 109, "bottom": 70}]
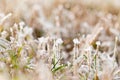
[{"left": 0, "top": 0, "right": 120, "bottom": 80}]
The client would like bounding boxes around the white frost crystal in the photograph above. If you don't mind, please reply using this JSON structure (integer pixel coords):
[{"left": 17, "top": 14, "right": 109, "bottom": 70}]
[
  {"left": 1, "top": 31, "right": 8, "bottom": 38},
  {"left": 96, "top": 41, "right": 101, "bottom": 46},
  {"left": 84, "top": 46, "right": 92, "bottom": 51},
  {"left": 38, "top": 37, "right": 45, "bottom": 43},
  {"left": 56, "top": 38, "right": 63, "bottom": 45},
  {"left": 73, "top": 38, "right": 80, "bottom": 44},
  {"left": 23, "top": 26, "right": 33, "bottom": 35},
  {"left": 19, "top": 21, "right": 25, "bottom": 27}
]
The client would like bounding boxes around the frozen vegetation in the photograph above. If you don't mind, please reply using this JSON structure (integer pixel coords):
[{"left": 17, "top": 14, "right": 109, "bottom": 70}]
[{"left": 0, "top": 0, "right": 120, "bottom": 80}]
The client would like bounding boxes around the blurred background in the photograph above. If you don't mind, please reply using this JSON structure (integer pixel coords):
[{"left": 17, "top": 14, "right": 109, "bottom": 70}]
[{"left": 1, "top": 0, "right": 120, "bottom": 51}]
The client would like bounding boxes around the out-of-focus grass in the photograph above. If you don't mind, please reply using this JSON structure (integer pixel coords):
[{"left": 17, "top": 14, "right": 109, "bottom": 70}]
[{"left": 0, "top": 0, "right": 120, "bottom": 80}]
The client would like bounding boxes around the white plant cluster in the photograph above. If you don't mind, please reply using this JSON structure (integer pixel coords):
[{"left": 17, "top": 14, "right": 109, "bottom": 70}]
[{"left": 0, "top": 0, "right": 120, "bottom": 80}]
